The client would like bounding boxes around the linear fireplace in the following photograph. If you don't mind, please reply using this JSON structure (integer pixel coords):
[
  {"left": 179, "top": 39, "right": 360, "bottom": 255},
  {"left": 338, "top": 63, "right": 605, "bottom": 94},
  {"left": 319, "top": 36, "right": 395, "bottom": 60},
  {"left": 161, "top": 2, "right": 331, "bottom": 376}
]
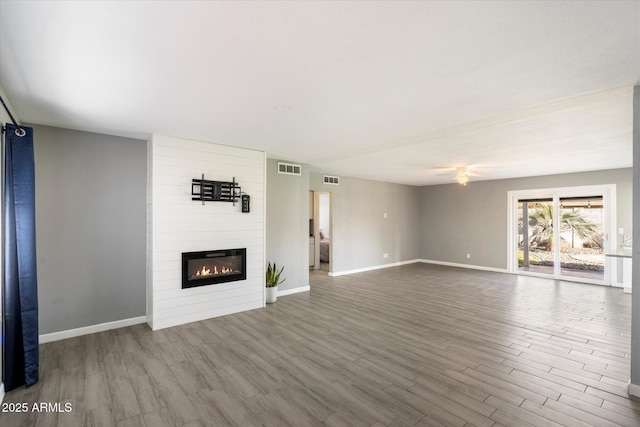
[{"left": 182, "top": 248, "right": 246, "bottom": 288}]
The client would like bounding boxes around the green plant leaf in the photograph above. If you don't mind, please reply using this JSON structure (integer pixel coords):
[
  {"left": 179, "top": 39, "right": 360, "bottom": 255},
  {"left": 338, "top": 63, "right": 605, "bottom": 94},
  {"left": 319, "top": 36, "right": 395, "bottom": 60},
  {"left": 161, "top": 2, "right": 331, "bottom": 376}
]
[{"left": 266, "top": 262, "right": 286, "bottom": 287}]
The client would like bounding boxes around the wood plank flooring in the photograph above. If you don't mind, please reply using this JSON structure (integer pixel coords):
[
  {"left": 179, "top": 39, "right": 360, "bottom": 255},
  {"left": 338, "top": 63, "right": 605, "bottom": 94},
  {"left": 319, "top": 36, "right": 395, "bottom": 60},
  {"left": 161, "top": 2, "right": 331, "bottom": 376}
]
[{"left": 1, "top": 263, "right": 639, "bottom": 426}]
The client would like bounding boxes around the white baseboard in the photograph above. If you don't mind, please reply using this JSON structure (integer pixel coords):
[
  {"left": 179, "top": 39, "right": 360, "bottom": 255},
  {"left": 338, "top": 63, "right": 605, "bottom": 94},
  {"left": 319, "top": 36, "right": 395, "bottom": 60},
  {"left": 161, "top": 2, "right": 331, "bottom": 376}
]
[
  {"left": 39, "top": 316, "right": 147, "bottom": 344},
  {"left": 329, "top": 259, "right": 420, "bottom": 277},
  {"left": 419, "top": 259, "right": 509, "bottom": 274},
  {"left": 278, "top": 285, "right": 310, "bottom": 296},
  {"left": 628, "top": 381, "right": 640, "bottom": 398},
  {"left": 0, "top": 383, "right": 4, "bottom": 404}
]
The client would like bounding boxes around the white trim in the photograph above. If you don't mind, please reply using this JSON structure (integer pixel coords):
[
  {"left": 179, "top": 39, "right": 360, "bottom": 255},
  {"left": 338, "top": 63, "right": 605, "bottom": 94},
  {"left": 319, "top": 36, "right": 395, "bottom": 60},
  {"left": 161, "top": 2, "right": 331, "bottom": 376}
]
[
  {"left": 0, "top": 383, "right": 4, "bottom": 404},
  {"left": 419, "top": 259, "right": 509, "bottom": 274},
  {"left": 39, "top": 316, "right": 147, "bottom": 344},
  {"left": 329, "top": 259, "right": 420, "bottom": 277},
  {"left": 628, "top": 381, "right": 640, "bottom": 398},
  {"left": 278, "top": 285, "right": 310, "bottom": 296}
]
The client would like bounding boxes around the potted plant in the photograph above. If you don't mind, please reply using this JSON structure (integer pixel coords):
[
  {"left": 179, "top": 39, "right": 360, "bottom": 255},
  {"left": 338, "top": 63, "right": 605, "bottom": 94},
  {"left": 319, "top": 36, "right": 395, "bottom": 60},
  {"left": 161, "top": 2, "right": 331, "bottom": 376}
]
[{"left": 265, "top": 262, "right": 285, "bottom": 303}]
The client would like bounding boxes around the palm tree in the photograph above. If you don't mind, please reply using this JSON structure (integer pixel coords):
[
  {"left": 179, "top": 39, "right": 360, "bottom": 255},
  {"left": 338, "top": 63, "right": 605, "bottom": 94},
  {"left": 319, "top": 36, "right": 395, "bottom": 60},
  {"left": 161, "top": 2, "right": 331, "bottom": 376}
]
[
  {"left": 561, "top": 209, "right": 601, "bottom": 249},
  {"left": 520, "top": 204, "right": 602, "bottom": 251},
  {"left": 526, "top": 204, "right": 554, "bottom": 250}
]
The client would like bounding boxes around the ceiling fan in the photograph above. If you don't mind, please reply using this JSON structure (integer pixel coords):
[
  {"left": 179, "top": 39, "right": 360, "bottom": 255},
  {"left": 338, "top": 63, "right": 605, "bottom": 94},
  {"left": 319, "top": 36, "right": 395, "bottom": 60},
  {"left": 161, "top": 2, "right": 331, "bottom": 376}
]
[{"left": 434, "top": 166, "right": 484, "bottom": 186}]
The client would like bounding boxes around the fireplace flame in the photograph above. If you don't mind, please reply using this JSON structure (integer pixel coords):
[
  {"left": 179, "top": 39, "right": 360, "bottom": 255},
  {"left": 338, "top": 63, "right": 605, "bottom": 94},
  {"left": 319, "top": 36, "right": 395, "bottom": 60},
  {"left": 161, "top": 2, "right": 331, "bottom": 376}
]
[
  {"left": 195, "top": 266, "right": 211, "bottom": 277},
  {"left": 195, "top": 265, "right": 234, "bottom": 277}
]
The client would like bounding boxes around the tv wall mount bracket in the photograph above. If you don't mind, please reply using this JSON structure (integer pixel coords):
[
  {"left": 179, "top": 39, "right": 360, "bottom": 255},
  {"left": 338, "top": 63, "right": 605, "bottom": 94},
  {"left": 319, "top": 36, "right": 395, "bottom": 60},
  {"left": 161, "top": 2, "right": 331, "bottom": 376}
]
[{"left": 191, "top": 174, "right": 241, "bottom": 206}]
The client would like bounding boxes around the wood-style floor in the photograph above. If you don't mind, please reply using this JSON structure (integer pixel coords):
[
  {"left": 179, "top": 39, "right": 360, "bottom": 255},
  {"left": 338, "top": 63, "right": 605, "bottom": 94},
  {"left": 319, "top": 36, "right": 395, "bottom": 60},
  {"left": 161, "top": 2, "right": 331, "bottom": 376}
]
[{"left": 1, "top": 263, "right": 639, "bottom": 426}]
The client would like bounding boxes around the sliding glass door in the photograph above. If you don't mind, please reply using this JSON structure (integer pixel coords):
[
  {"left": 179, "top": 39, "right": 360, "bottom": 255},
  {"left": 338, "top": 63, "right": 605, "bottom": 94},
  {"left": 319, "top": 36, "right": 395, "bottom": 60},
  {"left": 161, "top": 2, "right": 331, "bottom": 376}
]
[
  {"left": 518, "top": 198, "right": 555, "bottom": 275},
  {"left": 509, "top": 185, "right": 614, "bottom": 285},
  {"left": 559, "top": 196, "right": 604, "bottom": 281}
]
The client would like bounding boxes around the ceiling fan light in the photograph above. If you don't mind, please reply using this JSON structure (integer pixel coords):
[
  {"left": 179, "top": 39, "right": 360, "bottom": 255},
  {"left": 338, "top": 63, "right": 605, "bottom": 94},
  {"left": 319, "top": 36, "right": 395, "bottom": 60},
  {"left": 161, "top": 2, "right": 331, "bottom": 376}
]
[{"left": 457, "top": 175, "right": 469, "bottom": 186}]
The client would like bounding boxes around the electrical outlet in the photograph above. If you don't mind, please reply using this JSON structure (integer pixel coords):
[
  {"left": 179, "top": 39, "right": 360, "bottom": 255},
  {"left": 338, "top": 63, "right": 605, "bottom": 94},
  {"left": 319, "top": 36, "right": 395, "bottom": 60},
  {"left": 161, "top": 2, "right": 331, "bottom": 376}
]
[
  {"left": 241, "top": 194, "right": 250, "bottom": 213},
  {"left": 383, "top": 253, "right": 389, "bottom": 259},
  {"left": 466, "top": 253, "right": 471, "bottom": 259},
  {"left": 383, "top": 212, "right": 387, "bottom": 219}
]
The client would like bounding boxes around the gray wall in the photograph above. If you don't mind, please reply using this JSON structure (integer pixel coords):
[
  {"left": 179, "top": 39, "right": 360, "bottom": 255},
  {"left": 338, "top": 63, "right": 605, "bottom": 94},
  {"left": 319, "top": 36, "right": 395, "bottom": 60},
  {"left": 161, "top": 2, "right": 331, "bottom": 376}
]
[
  {"left": 32, "top": 124, "right": 147, "bottom": 334},
  {"left": 266, "top": 159, "right": 310, "bottom": 292},
  {"left": 420, "top": 168, "right": 632, "bottom": 270},
  {"left": 310, "top": 173, "right": 421, "bottom": 273}
]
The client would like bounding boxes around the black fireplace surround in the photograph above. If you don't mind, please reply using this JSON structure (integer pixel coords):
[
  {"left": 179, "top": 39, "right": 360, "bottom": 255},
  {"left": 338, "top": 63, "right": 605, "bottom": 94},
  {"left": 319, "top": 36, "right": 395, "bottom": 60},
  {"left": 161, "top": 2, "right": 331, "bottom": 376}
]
[{"left": 182, "top": 248, "right": 246, "bottom": 288}]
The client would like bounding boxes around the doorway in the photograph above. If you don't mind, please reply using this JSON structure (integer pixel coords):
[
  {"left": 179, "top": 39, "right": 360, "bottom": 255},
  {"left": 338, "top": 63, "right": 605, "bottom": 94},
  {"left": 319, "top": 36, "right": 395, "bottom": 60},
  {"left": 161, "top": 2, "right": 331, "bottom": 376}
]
[
  {"left": 508, "top": 185, "right": 615, "bottom": 285},
  {"left": 310, "top": 191, "right": 331, "bottom": 273}
]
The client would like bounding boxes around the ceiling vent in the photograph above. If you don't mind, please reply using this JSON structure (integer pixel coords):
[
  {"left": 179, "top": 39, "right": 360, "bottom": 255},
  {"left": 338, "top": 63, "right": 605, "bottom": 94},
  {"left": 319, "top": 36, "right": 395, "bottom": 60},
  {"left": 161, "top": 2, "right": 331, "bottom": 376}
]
[
  {"left": 278, "top": 162, "right": 301, "bottom": 176},
  {"left": 323, "top": 175, "right": 340, "bottom": 185}
]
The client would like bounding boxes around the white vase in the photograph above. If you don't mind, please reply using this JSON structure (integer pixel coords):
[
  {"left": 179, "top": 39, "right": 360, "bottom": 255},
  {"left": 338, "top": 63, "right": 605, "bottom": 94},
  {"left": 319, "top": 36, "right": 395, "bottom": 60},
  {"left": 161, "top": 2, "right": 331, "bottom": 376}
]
[{"left": 266, "top": 286, "right": 278, "bottom": 303}]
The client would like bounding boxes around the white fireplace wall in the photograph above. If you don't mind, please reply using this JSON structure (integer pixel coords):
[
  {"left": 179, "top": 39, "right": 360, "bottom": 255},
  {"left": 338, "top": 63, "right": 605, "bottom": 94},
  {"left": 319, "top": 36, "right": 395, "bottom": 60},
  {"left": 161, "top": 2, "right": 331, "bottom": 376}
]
[{"left": 147, "top": 134, "right": 265, "bottom": 330}]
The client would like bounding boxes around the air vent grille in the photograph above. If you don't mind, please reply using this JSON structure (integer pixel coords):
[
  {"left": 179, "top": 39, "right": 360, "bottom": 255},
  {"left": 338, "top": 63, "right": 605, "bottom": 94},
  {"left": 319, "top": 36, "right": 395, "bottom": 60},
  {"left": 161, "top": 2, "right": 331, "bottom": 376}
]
[
  {"left": 323, "top": 175, "right": 340, "bottom": 185},
  {"left": 278, "top": 162, "right": 301, "bottom": 176}
]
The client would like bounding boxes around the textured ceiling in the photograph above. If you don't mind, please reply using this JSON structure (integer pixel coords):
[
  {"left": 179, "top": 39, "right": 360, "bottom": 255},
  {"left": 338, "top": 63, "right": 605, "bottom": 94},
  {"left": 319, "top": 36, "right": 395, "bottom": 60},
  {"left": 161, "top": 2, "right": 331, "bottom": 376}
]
[{"left": 1, "top": 1, "right": 639, "bottom": 185}]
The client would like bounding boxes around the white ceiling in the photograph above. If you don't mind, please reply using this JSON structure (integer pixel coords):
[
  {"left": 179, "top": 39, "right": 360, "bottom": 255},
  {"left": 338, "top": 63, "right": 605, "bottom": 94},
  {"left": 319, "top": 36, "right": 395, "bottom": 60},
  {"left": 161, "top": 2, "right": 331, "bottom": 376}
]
[{"left": 1, "top": 1, "right": 639, "bottom": 186}]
